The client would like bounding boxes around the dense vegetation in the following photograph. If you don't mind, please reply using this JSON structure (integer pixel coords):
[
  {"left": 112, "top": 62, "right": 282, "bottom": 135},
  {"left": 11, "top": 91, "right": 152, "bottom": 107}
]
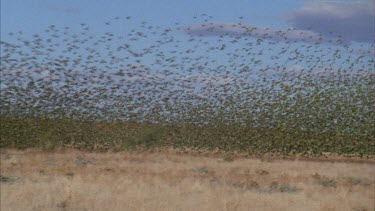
[
  {"left": 1, "top": 117, "right": 374, "bottom": 156},
  {"left": 1, "top": 16, "right": 374, "bottom": 156}
]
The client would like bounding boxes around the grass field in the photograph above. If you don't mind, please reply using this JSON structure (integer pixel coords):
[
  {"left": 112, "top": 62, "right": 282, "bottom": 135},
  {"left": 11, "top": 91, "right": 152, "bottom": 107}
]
[{"left": 1, "top": 149, "right": 374, "bottom": 211}]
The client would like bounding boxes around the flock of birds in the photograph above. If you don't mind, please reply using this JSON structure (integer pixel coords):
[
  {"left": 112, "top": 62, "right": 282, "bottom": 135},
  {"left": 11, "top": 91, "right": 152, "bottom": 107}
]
[{"left": 1, "top": 15, "right": 374, "bottom": 134}]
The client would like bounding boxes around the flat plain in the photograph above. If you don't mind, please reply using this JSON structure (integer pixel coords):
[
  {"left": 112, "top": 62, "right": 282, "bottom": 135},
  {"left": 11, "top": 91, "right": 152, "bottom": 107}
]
[{"left": 1, "top": 149, "right": 374, "bottom": 211}]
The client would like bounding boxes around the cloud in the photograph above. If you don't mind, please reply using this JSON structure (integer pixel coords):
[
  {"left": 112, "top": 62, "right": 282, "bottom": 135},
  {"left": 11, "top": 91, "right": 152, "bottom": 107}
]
[
  {"left": 285, "top": 0, "right": 375, "bottom": 43},
  {"left": 351, "top": 48, "right": 375, "bottom": 57},
  {"left": 182, "top": 22, "right": 325, "bottom": 44}
]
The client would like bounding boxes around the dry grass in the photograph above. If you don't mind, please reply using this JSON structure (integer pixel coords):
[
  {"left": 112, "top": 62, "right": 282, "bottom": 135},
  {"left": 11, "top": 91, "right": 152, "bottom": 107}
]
[{"left": 1, "top": 149, "right": 374, "bottom": 211}]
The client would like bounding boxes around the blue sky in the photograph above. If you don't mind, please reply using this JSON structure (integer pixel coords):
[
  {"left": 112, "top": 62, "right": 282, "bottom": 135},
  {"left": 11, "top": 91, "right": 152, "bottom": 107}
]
[
  {"left": 1, "top": 0, "right": 299, "bottom": 36},
  {"left": 1, "top": 0, "right": 374, "bottom": 73},
  {"left": 2, "top": 0, "right": 374, "bottom": 45}
]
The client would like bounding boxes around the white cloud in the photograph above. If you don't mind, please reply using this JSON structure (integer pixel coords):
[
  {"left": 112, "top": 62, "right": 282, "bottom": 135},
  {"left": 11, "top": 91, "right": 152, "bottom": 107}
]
[
  {"left": 183, "top": 22, "right": 323, "bottom": 43},
  {"left": 285, "top": 0, "right": 375, "bottom": 43}
]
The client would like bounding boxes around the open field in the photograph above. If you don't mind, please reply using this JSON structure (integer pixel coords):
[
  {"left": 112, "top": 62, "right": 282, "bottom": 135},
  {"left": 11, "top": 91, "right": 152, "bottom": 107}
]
[
  {"left": 1, "top": 8, "right": 374, "bottom": 211},
  {"left": 1, "top": 149, "right": 374, "bottom": 211}
]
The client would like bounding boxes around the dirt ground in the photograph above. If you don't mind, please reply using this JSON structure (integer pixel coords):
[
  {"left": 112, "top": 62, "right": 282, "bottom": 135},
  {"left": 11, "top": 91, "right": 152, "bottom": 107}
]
[{"left": 1, "top": 149, "right": 374, "bottom": 211}]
